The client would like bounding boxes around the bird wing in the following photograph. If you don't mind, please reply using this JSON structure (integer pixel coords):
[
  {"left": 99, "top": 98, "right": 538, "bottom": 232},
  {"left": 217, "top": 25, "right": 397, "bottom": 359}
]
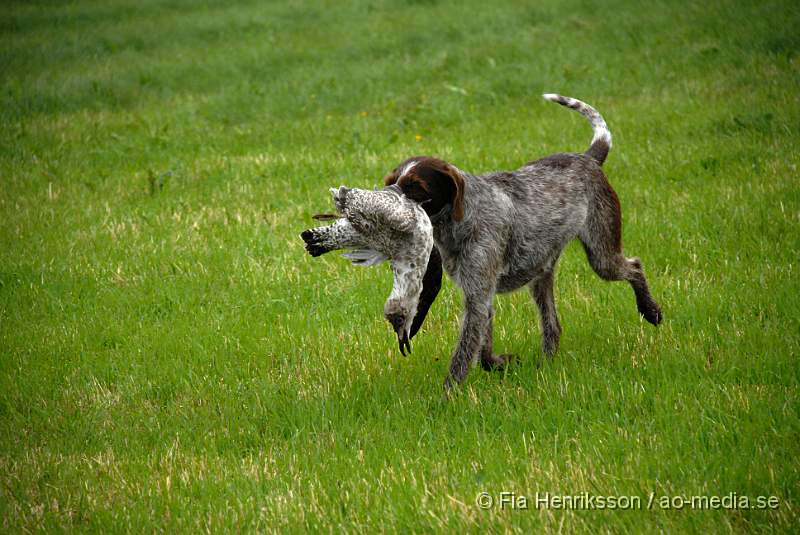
[
  {"left": 301, "top": 218, "right": 365, "bottom": 256},
  {"left": 341, "top": 249, "right": 389, "bottom": 266},
  {"left": 301, "top": 218, "right": 388, "bottom": 266}
]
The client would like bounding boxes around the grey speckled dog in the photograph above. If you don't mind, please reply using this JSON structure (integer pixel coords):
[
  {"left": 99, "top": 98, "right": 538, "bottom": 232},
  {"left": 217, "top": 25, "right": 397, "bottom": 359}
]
[{"left": 384, "top": 94, "right": 663, "bottom": 392}]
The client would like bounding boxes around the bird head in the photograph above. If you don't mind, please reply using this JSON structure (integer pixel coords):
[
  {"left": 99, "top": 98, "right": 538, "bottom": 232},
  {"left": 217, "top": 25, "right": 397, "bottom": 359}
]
[{"left": 384, "top": 297, "right": 413, "bottom": 356}]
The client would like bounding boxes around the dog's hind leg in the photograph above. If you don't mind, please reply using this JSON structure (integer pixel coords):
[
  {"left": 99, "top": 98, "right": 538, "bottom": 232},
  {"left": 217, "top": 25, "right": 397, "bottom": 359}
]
[
  {"left": 579, "top": 184, "right": 663, "bottom": 325},
  {"left": 529, "top": 271, "right": 562, "bottom": 357},
  {"left": 583, "top": 247, "right": 662, "bottom": 325}
]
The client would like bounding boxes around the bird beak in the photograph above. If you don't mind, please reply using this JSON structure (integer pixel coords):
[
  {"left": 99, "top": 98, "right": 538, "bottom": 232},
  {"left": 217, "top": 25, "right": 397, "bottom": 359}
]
[
  {"left": 398, "top": 329, "right": 411, "bottom": 356},
  {"left": 386, "top": 312, "right": 411, "bottom": 356}
]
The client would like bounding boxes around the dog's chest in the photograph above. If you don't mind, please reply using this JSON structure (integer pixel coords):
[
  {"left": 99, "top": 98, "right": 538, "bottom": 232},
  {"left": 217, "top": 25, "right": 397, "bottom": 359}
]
[{"left": 432, "top": 234, "right": 461, "bottom": 281}]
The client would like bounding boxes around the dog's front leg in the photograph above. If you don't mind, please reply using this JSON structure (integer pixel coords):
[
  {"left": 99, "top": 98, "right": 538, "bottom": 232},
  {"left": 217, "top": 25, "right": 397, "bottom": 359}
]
[
  {"left": 444, "top": 293, "right": 492, "bottom": 392},
  {"left": 480, "top": 306, "right": 514, "bottom": 371}
]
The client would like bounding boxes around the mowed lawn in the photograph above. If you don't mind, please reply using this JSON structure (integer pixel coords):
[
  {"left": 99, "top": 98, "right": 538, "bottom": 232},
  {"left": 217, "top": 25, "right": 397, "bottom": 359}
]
[{"left": 1, "top": 0, "right": 798, "bottom": 532}]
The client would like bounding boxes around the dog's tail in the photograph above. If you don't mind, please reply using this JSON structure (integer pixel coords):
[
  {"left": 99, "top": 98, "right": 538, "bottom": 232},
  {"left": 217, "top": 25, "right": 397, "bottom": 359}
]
[{"left": 543, "top": 94, "right": 612, "bottom": 166}]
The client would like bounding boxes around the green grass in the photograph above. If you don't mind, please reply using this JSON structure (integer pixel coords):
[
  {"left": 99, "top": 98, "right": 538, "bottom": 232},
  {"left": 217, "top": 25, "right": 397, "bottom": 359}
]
[{"left": 1, "top": 0, "right": 799, "bottom": 532}]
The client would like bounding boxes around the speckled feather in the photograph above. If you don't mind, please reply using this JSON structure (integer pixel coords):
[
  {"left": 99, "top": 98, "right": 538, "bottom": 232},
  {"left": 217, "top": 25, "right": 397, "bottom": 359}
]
[{"left": 301, "top": 186, "right": 435, "bottom": 354}]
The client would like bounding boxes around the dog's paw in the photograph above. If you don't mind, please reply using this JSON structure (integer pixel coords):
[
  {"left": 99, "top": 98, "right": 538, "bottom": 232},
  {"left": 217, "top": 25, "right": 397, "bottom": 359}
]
[
  {"left": 480, "top": 353, "right": 515, "bottom": 372},
  {"left": 637, "top": 297, "right": 663, "bottom": 326}
]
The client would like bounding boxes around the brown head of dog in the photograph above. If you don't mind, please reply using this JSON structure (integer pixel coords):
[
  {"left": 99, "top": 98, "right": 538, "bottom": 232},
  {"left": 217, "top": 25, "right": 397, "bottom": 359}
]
[{"left": 384, "top": 157, "right": 465, "bottom": 223}]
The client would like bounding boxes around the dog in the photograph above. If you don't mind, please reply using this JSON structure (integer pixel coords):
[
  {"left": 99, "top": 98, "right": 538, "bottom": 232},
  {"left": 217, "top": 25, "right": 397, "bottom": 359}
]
[{"left": 384, "top": 94, "right": 663, "bottom": 392}]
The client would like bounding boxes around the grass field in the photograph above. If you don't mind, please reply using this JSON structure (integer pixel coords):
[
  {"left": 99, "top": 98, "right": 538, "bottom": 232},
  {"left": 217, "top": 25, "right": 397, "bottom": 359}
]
[{"left": 1, "top": 0, "right": 799, "bottom": 532}]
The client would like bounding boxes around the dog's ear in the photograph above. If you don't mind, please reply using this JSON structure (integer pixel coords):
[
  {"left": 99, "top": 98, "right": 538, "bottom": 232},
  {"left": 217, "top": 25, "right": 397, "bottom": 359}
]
[
  {"left": 408, "top": 245, "right": 442, "bottom": 340},
  {"left": 441, "top": 163, "right": 465, "bottom": 222},
  {"left": 421, "top": 159, "right": 464, "bottom": 222}
]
